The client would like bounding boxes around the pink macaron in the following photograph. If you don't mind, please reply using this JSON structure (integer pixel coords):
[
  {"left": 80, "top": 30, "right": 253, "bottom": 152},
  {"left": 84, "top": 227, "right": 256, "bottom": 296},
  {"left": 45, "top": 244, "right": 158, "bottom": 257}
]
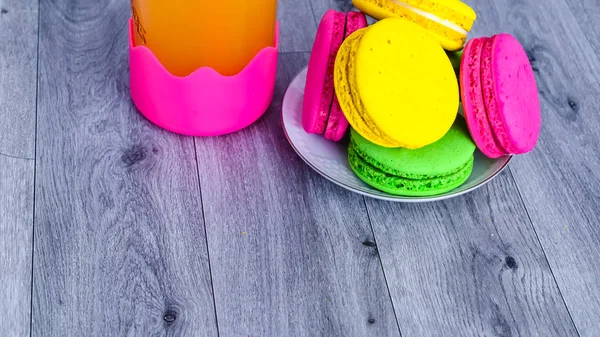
[
  {"left": 460, "top": 33, "right": 541, "bottom": 158},
  {"left": 302, "top": 10, "right": 367, "bottom": 142}
]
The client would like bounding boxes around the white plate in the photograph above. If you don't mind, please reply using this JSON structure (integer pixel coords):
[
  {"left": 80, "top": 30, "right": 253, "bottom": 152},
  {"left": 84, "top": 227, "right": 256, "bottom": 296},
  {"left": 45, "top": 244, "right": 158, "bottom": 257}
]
[{"left": 281, "top": 67, "right": 512, "bottom": 202}]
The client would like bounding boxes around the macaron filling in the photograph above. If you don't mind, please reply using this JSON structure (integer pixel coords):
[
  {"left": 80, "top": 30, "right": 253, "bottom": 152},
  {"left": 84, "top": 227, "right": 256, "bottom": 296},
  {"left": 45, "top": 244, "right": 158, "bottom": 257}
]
[
  {"left": 391, "top": 0, "right": 467, "bottom": 35},
  {"left": 353, "top": 0, "right": 473, "bottom": 49}
]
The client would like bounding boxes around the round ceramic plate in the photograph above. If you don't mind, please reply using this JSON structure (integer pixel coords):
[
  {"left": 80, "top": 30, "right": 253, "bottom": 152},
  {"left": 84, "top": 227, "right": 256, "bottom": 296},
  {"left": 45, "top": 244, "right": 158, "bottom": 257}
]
[{"left": 281, "top": 67, "right": 512, "bottom": 202}]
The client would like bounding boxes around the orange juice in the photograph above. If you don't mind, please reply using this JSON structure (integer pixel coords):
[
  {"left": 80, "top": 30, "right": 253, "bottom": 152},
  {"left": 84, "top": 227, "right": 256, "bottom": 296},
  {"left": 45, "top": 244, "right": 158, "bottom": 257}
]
[{"left": 131, "top": 0, "right": 278, "bottom": 77}]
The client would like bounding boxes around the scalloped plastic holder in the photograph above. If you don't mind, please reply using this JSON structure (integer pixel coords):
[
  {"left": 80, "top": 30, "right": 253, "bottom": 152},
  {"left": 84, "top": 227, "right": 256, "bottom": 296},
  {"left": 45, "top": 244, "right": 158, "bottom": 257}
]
[{"left": 128, "top": 18, "right": 280, "bottom": 136}]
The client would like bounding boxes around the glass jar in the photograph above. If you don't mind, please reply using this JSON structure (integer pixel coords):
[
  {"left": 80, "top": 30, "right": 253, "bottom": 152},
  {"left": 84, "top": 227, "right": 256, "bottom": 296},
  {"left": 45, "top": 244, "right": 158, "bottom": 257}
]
[{"left": 131, "top": 0, "right": 278, "bottom": 77}]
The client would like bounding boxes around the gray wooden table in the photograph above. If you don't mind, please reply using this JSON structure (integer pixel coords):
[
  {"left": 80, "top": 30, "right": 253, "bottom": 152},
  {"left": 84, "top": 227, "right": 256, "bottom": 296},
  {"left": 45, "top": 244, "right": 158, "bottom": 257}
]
[{"left": 1, "top": 0, "right": 599, "bottom": 336}]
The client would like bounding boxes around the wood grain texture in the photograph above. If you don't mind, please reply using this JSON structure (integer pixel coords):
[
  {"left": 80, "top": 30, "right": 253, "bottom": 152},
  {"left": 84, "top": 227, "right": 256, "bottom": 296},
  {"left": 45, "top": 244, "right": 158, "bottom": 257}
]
[
  {"left": 32, "top": 1, "right": 217, "bottom": 336},
  {"left": 0, "top": 0, "right": 38, "bottom": 336},
  {"left": 467, "top": 0, "right": 600, "bottom": 335},
  {"left": 278, "top": 0, "right": 318, "bottom": 52},
  {"left": 0, "top": 157, "right": 35, "bottom": 337},
  {"left": 194, "top": 52, "right": 400, "bottom": 337},
  {"left": 310, "top": 0, "right": 357, "bottom": 18},
  {"left": 563, "top": 0, "right": 600, "bottom": 51},
  {"left": 310, "top": 0, "right": 359, "bottom": 21},
  {"left": 0, "top": 0, "right": 38, "bottom": 158},
  {"left": 366, "top": 172, "right": 578, "bottom": 337},
  {"left": 309, "top": 0, "right": 377, "bottom": 25}
]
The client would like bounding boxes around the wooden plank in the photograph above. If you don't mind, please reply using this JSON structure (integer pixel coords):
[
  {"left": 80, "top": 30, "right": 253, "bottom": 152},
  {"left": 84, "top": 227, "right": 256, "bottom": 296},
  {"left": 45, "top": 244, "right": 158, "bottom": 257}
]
[
  {"left": 310, "top": 0, "right": 357, "bottom": 18},
  {"left": 366, "top": 172, "right": 578, "bottom": 336},
  {"left": 466, "top": 0, "right": 600, "bottom": 335},
  {"left": 0, "top": 158, "right": 35, "bottom": 337},
  {"left": 194, "top": 52, "right": 401, "bottom": 337},
  {"left": 0, "top": 0, "right": 38, "bottom": 336},
  {"left": 32, "top": 1, "right": 217, "bottom": 336},
  {"left": 278, "top": 0, "right": 318, "bottom": 52},
  {"left": 309, "top": 0, "right": 377, "bottom": 24},
  {"left": 310, "top": 0, "right": 358, "bottom": 17},
  {"left": 0, "top": 0, "right": 38, "bottom": 158},
  {"left": 563, "top": 0, "right": 600, "bottom": 52}
]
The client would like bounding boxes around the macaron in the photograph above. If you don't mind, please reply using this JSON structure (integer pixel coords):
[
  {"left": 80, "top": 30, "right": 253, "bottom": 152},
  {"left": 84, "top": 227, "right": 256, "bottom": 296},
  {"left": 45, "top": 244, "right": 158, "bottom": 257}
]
[
  {"left": 334, "top": 18, "right": 459, "bottom": 149},
  {"left": 352, "top": 0, "right": 476, "bottom": 51},
  {"left": 460, "top": 33, "right": 541, "bottom": 158},
  {"left": 302, "top": 10, "right": 368, "bottom": 141},
  {"left": 348, "top": 117, "right": 476, "bottom": 196}
]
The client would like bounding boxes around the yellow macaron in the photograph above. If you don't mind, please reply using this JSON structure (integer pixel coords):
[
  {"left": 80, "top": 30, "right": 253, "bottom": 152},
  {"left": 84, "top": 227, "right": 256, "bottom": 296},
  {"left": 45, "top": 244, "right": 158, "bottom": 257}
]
[
  {"left": 334, "top": 18, "right": 459, "bottom": 149},
  {"left": 352, "top": 0, "right": 476, "bottom": 51}
]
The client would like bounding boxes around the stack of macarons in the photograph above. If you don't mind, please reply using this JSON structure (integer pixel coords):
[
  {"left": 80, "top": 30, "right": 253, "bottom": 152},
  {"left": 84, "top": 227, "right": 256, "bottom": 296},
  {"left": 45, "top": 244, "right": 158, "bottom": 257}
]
[{"left": 301, "top": 1, "right": 541, "bottom": 197}]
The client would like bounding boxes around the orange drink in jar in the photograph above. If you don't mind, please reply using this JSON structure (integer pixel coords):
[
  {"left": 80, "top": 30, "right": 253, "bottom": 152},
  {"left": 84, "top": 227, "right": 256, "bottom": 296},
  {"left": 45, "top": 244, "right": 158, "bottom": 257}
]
[{"left": 131, "top": 0, "right": 278, "bottom": 77}]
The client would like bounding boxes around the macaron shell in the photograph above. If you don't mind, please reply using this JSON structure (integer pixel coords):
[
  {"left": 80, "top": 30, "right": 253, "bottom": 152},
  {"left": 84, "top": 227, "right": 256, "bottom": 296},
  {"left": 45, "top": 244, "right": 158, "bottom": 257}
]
[
  {"left": 349, "top": 147, "right": 474, "bottom": 196},
  {"left": 352, "top": 0, "right": 397, "bottom": 21},
  {"left": 355, "top": 18, "right": 459, "bottom": 149},
  {"left": 334, "top": 29, "right": 402, "bottom": 147},
  {"left": 324, "top": 99, "right": 348, "bottom": 141},
  {"left": 351, "top": 117, "right": 476, "bottom": 178},
  {"left": 486, "top": 34, "right": 541, "bottom": 154},
  {"left": 415, "top": 0, "right": 477, "bottom": 31},
  {"left": 460, "top": 37, "right": 505, "bottom": 158},
  {"left": 345, "top": 11, "right": 368, "bottom": 36},
  {"left": 324, "top": 11, "right": 367, "bottom": 142},
  {"left": 347, "top": 117, "right": 476, "bottom": 196},
  {"left": 302, "top": 10, "right": 346, "bottom": 135},
  {"left": 352, "top": 0, "right": 474, "bottom": 51}
]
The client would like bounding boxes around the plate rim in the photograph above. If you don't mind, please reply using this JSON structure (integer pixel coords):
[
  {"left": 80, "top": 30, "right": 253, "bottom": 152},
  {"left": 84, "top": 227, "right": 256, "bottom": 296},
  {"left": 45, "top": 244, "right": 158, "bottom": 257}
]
[{"left": 280, "top": 66, "right": 513, "bottom": 203}]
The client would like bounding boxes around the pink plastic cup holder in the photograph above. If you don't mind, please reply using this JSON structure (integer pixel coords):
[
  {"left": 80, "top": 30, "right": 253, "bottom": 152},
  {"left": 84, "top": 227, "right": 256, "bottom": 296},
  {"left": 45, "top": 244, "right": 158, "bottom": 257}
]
[{"left": 128, "top": 18, "right": 280, "bottom": 137}]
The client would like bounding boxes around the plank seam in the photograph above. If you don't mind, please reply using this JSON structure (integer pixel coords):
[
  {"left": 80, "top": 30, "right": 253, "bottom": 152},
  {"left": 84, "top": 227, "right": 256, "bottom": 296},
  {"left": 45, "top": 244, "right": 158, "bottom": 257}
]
[
  {"left": 29, "top": 0, "right": 42, "bottom": 336},
  {"left": 560, "top": 0, "right": 600, "bottom": 84},
  {"left": 0, "top": 152, "right": 35, "bottom": 161},
  {"left": 362, "top": 197, "right": 404, "bottom": 337},
  {"left": 507, "top": 167, "right": 582, "bottom": 337},
  {"left": 193, "top": 138, "right": 221, "bottom": 337}
]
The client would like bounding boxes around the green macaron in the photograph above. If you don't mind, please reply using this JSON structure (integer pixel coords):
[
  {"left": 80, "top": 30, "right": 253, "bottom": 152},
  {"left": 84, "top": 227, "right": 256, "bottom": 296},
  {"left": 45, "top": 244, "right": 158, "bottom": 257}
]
[{"left": 348, "top": 117, "right": 476, "bottom": 196}]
